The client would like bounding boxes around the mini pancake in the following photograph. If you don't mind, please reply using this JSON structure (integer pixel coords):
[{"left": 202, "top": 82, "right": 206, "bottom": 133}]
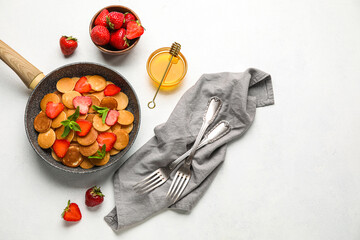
[
  {"left": 78, "top": 114, "right": 87, "bottom": 120},
  {"left": 34, "top": 111, "right": 52, "bottom": 133},
  {"left": 72, "top": 77, "right": 80, "bottom": 84},
  {"left": 80, "top": 157, "right": 94, "bottom": 169},
  {"left": 53, "top": 90, "right": 63, "bottom": 101},
  {"left": 51, "top": 111, "right": 67, "bottom": 128},
  {"left": 86, "top": 114, "right": 96, "bottom": 123},
  {"left": 79, "top": 141, "right": 99, "bottom": 157},
  {"left": 91, "top": 91, "right": 105, "bottom": 101},
  {"left": 62, "top": 91, "right": 81, "bottom": 109},
  {"left": 88, "top": 95, "right": 100, "bottom": 113},
  {"left": 55, "top": 125, "right": 75, "bottom": 142},
  {"left": 72, "top": 134, "right": 78, "bottom": 143},
  {"left": 93, "top": 114, "right": 110, "bottom": 132},
  {"left": 40, "top": 93, "right": 60, "bottom": 112},
  {"left": 77, "top": 127, "right": 98, "bottom": 146},
  {"left": 111, "top": 123, "right": 122, "bottom": 132},
  {"left": 113, "top": 92, "right": 129, "bottom": 110},
  {"left": 121, "top": 123, "right": 133, "bottom": 133},
  {"left": 66, "top": 109, "right": 75, "bottom": 116},
  {"left": 87, "top": 75, "right": 106, "bottom": 91},
  {"left": 117, "top": 110, "right": 134, "bottom": 125},
  {"left": 100, "top": 97, "right": 118, "bottom": 110},
  {"left": 109, "top": 148, "right": 120, "bottom": 156},
  {"left": 106, "top": 81, "right": 114, "bottom": 85},
  {"left": 51, "top": 150, "right": 62, "bottom": 162},
  {"left": 38, "top": 129, "right": 56, "bottom": 149},
  {"left": 56, "top": 77, "right": 76, "bottom": 93},
  {"left": 113, "top": 129, "right": 129, "bottom": 150},
  {"left": 62, "top": 145, "right": 83, "bottom": 168},
  {"left": 89, "top": 152, "right": 110, "bottom": 166}
]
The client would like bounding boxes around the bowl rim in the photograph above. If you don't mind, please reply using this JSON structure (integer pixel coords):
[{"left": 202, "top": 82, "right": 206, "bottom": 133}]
[{"left": 89, "top": 5, "right": 141, "bottom": 54}]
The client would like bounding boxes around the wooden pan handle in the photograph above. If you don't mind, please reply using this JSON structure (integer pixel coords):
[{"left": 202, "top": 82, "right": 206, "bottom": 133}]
[{"left": 0, "top": 40, "right": 45, "bottom": 89}]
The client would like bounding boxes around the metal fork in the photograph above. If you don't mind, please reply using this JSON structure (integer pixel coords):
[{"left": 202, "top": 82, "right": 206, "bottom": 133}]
[
  {"left": 166, "top": 97, "right": 222, "bottom": 202},
  {"left": 133, "top": 120, "right": 230, "bottom": 193}
]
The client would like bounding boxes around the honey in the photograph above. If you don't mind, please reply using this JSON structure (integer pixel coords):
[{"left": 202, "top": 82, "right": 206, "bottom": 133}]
[{"left": 146, "top": 47, "right": 187, "bottom": 88}]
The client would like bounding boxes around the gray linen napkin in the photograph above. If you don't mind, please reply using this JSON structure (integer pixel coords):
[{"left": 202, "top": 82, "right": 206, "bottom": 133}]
[{"left": 105, "top": 68, "right": 274, "bottom": 230}]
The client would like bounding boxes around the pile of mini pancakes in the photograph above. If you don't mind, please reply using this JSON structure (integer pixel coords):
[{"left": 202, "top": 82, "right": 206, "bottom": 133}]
[{"left": 33, "top": 75, "right": 134, "bottom": 169}]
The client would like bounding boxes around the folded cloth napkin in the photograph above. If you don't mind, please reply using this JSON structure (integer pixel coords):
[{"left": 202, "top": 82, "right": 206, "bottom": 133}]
[{"left": 105, "top": 68, "right": 274, "bottom": 230}]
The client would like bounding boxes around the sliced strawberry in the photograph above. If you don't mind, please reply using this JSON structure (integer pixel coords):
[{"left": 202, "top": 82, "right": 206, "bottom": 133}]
[
  {"left": 75, "top": 119, "right": 92, "bottom": 137},
  {"left": 74, "top": 77, "right": 92, "bottom": 93},
  {"left": 53, "top": 139, "right": 70, "bottom": 158},
  {"left": 105, "top": 110, "right": 119, "bottom": 126},
  {"left": 62, "top": 200, "right": 82, "bottom": 222},
  {"left": 94, "top": 9, "right": 109, "bottom": 27},
  {"left": 45, "top": 102, "right": 64, "bottom": 119},
  {"left": 104, "top": 84, "right": 121, "bottom": 96},
  {"left": 73, "top": 96, "right": 92, "bottom": 114},
  {"left": 97, "top": 132, "right": 117, "bottom": 151},
  {"left": 126, "top": 20, "right": 144, "bottom": 40}
]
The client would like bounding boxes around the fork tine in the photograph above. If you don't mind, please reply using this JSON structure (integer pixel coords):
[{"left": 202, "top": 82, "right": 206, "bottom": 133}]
[
  {"left": 166, "top": 172, "right": 180, "bottom": 197},
  {"left": 133, "top": 170, "right": 159, "bottom": 189},
  {"left": 135, "top": 173, "right": 161, "bottom": 192},
  {"left": 172, "top": 176, "right": 190, "bottom": 202},
  {"left": 138, "top": 174, "right": 162, "bottom": 193},
  {"left": 170, "top": 173, "right": 185, "bottom": 199},
  {"left": 142, "top": 179, "right": 166, "bottom": 193}
]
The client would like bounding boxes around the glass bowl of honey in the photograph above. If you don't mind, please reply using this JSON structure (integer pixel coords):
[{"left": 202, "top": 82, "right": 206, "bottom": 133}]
[{"left": 146, "top": 47, "right": 187, "bottom": 88}]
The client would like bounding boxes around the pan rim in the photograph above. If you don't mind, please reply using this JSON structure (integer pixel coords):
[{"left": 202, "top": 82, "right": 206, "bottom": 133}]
[{"left": 24, "top": 62, "right": 141, "bottom": 174}]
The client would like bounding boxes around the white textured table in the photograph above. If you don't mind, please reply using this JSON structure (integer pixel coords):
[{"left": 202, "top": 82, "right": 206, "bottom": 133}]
[{"left": 1, "top": 0, "right": 360, "bottom": 239}]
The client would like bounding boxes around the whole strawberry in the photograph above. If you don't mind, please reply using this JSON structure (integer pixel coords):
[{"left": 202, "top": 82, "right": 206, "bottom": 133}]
[
  {"left": 61, "top": 200, "right": 82, "bottom": 222},
  {"left": 59, "top": 36, "right": 78, "bottom": 56},
  {"left": 126, "top": 21, "right": 144, "bottom": 40},
  {"left": 124, "top": 13, "right": 136, "bottom": 28},
  {"left": 106, "top": 11, "right": 124, "bottom": 30},
  {"left": 91, "top": 25, "right": 110, "bottom": 46},
  {"left": 85, "top": 186, "right": 105, "bottom": 207},
  {"left": 110, "top": 28, "right": 129, "bottom": 50},
  {"left": 94, "top": 9, "right": 109, "bottom": 27}
]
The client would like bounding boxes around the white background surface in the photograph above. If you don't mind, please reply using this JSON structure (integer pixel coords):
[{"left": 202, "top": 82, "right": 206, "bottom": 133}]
[{"left": 0, "top": 0, "right": 360, "bottom": 239}]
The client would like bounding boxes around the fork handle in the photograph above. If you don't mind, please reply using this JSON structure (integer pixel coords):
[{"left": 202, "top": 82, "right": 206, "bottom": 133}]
[
  {"left": 168, "top": 120, "right": 230, "bottom": 170},
  {"left": 184, "top": 97, "right": 222, "bottom": 165}
]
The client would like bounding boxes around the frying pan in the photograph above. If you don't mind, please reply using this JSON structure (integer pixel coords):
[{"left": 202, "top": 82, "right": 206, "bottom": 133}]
[{"left": 0, "top": 40, "right": 141, "bottom": 174}]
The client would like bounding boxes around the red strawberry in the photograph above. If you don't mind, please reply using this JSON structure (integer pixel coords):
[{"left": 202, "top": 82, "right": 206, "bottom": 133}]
[
  {"left": 85, "top": 186, "right": 105, "bottom": 207},
  {"left": 75, "top": 119, "right": 92, "bottom": 137},
  {"left": 59, "top": 36, "right": 78, "bottom": 56},
  {"left": 126, "top": 21, "right": 144, "bottom": 39},
  {"left": 124, "top": 13, "right": 136, "bottom": 28},
  {"left": 105, "top": 110, "right": 119, "bottom": 126},
  {"left": 104, "top": 84, "right": 121, "bottom": 96},
  {"left": 53, "top": 139, "right": 70, "bottom": 158},
  {"left": 91, "top": 25, "right": 110, "bottom": 46},
  {"left": 97, "top": 132, "right": 117, "bottom": 151},
  {"left": 74, "top": 76, "right": 91, "bottom": 93},
  {"left": 94, "top": 9, "right": 109, "bottom": 27},
  {"left": 110, "top": 28, "right": 129, "bottom": 50},
  {"left": 46, "top": 102, "right": 64, "bottom": 119},
  {"left": 73, "top": 96, "right": 92, "bottom": 115},
  {"left": 106, "top": 11, "right": 124, "bottom": 30},
  {"left": 62, "top": 200, "right": 82, "bottom": 222}
]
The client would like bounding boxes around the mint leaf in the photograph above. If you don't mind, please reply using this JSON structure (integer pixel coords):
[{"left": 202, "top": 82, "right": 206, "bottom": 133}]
[
  {"left": 68, "top": 107, "right": 80, "bottom": 121},
  {"left": 61, "top": 125, "right": 71, "bottom": 138},
  {"left": 60, "top": 107, "right": 82, "bottom": 137},
  {"left": 92, "top": 105, "right": 109, "bottom": 124},
  {"left": 88, "top": 145, "right": 106, "bottom": 159}
]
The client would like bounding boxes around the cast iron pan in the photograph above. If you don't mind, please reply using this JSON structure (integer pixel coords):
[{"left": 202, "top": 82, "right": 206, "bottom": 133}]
[{"left": 0, "top": 40, "right": 141, "bottom": 173}]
